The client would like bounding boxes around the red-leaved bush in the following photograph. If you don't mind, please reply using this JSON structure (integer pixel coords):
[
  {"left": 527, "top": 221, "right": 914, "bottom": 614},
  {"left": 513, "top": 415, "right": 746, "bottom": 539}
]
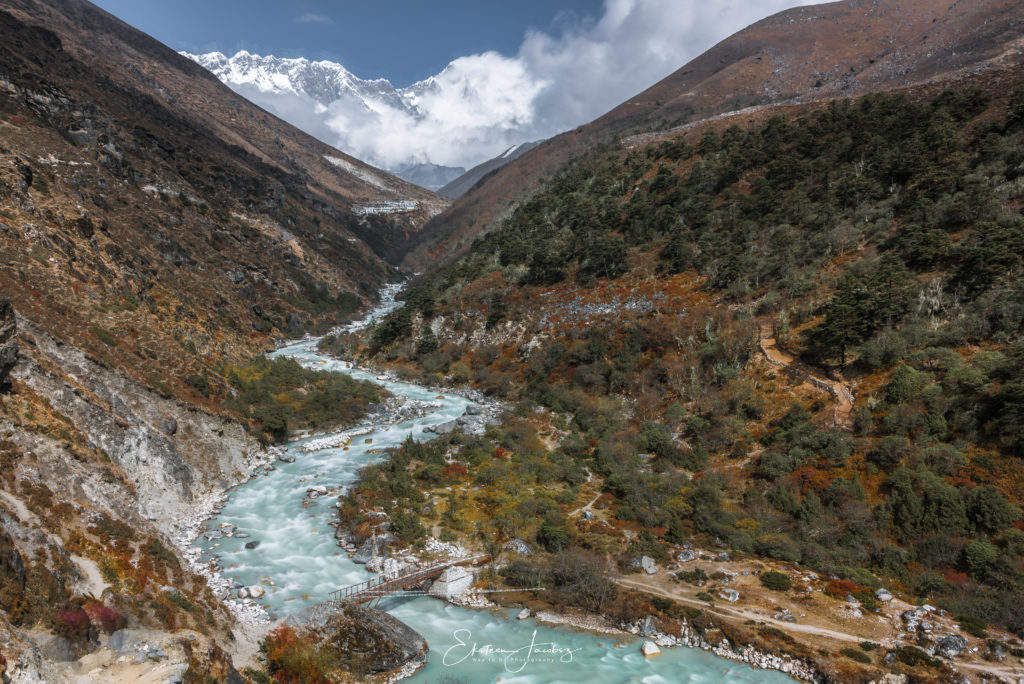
[
  {"left": 824, "top": 579, "right": 863, "bottom": 599},
  {"left": 83, "top": 601, "right": 125, "bottom": 633},
  {"left": 441, "top": 463, "right": 468, "bottom": 480},
  {"left": 53, "top": 609, "right": 91, "bottom": 640}
]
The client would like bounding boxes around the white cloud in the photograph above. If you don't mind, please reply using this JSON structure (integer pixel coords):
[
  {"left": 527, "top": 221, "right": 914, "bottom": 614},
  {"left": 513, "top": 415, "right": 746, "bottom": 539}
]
[
  {"left": 235, "top": 0, "right": 818, "bottom": 171},
  {"left": 295, "top": 13, "right": 333, "bottom": 25}
]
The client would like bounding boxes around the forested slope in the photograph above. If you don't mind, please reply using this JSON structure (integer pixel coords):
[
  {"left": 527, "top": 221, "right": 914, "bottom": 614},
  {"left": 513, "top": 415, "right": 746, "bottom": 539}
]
[{"left": 352, "top": 74, "right": 1024, "bottom": 638}]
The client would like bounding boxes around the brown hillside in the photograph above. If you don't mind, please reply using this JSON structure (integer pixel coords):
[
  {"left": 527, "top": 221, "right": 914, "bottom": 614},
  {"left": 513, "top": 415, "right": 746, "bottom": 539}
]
[
  {"left": 403, "top": 0, "right": 1024, "bottom": 269},
  {"left": 0, "top": 0, "right": 452, "bottom": 400}
]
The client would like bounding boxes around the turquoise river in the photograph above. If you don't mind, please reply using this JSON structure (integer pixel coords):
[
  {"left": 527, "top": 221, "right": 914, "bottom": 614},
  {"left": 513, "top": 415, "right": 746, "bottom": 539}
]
[{"left": 193, "top": 295, "right": 793, "bottom": 683}]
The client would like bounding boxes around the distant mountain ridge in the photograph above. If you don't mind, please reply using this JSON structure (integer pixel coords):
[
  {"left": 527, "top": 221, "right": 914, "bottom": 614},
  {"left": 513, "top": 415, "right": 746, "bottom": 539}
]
[
  {"left": 184, "top": 50, "right": 458, "bottom": 188},
  {"left": 438, "top": 141, "right": 541, "bottom": 199},
  {"left": 183, "top": 50, "right": 538, "bottom": 194},
  {"left": 184, "top": 50, "right": 423, "bottom": 113}
]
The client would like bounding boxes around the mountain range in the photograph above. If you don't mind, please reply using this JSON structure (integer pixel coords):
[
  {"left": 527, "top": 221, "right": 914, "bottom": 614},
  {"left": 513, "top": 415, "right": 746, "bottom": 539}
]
[
  {"left": 182, "top": 51, "right": 467, "bottom": 189},
  {"left": 182, "top": 50, "right": 550, "bottom": 195}
]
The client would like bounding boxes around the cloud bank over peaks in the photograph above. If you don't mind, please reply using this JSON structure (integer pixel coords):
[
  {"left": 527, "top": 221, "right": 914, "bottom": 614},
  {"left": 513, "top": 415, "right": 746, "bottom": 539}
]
[{"left": 187, "top": 0, "right": 815, "bottom": 173}]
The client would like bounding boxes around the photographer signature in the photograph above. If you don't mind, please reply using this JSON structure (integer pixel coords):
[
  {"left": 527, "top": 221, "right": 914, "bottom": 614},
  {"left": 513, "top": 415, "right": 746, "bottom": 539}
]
[{"left": 443, "top": 628, "right": 582, "bottom": 673}]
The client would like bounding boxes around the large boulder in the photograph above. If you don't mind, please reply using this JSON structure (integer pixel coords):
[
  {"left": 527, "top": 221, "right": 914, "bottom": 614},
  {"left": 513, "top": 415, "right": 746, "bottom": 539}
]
[
  {"left": 0, "top": 300, "right": 16, "bottom": 392},
  {"left": 934, "top": 635, "right": 968, "bottom": 659},
  {"left": 626, "top": 555, "right": 659, "bottom": 574},
  {"left": 352, "top": 536, "right": 391, "bottom": 564},
  {"left": 284, "top": 602, "right": 427, "bottom": 678}
]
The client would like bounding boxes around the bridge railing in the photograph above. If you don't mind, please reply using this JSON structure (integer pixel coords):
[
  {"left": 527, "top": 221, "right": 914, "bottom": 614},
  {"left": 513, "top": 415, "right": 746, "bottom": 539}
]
[{"left": 329, "top": 553, "right": 489, "bottom": 604}]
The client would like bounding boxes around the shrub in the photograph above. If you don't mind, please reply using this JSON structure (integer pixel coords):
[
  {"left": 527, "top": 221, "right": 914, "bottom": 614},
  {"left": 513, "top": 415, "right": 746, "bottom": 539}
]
[
  {"left": 825, "top": 579, "right": 862, "bottom": 600},
  {"left": 261, "top": 626, "right": 333, "bottom": 684},
  {"left": 891, "top": 646, "right": 939, "bottom": 668},
  {"left": 53, "top": 609, "right": 91, "bottom": 641},
  {"left": 755, "top": 533, "right": 801, "bottom": 562},
  {"left": 760, "top": 570, "right": 792, "bottom": 592},
  {"left": 89, "top": 326, "right": 117, "bottom": 347},
  {"left": 886, "top": 364, "right": 927, "bottom": 404},
  {"left": 962, "top": 538, "right": 999, "bottom": 576},
  {"left": 957, "top": 614, "right": 989, "bottom": 638},
  {"left": 839, "top": 647, "right": 871, "bottom": 663},
  {"left": 677, "top": 568, "right": 708, "bottom": 585},
  {"left": 82, "top": 601, "right": 125, "bottom": 633},
  {"left": 242, "top": 668, "right": 271, "bottom": 684}
]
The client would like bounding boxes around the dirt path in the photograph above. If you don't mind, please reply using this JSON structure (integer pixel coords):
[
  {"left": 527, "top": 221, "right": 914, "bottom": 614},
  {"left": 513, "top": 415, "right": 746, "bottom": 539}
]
[
  {"left": 616, "top": 576, "right": 864, "bottom": 644},
  {"left": 757, "top": 326, "right": 854, "bottom": 430},
  {"left": 570, "top": 491, "right": 602, "bottom": 518},
  {"left": 70, "top": 555, "right": 110, "bottom": 598},
  {"left": 569, "top": 470, "right": 602, "bottom": 518},
  {"left": 616, "top": 575, "right": 1024, "bottom": 683}
]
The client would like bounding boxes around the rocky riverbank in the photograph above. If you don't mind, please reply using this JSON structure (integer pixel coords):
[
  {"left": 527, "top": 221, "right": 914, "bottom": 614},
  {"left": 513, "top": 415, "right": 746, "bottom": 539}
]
[{"left": 168, "top": 447, "right": 288, "bottom": 628}]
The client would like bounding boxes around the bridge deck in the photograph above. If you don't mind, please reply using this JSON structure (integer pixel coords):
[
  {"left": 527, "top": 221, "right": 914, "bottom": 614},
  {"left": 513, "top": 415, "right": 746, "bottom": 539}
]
[{"left": 330, "top": 553, "right": 489, "bottom": 605}]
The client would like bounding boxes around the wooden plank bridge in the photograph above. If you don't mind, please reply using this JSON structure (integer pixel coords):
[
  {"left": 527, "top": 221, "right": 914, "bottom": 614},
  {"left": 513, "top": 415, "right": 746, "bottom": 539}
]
[{"left": 328, "top": 554, "right": 490, "bottom": 606}]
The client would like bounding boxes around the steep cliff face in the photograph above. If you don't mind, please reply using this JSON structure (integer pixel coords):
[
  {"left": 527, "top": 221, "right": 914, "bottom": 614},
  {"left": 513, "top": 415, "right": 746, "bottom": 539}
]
[
  {"left": 12, "top": 315, "right": 268, "bottom": 524},
  {"left": 0, "top": 299, "right": 15, "bottom": 392}
]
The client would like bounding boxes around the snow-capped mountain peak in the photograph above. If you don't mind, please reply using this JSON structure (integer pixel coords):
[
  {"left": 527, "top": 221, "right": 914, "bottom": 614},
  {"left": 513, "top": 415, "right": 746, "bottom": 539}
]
[{"left": 182, "top": 50, "right": 410, "bottom": 111}]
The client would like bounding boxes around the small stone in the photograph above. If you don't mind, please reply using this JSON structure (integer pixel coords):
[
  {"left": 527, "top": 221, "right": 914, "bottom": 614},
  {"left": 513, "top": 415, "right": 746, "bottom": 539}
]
[
  {"left": 517, "top": 609, "right": 531, "bottom": 620},
  {"left": 641, "top": 641, "right": 661, "bottom": 657},
  {"left": 504, "top": 539, "right": 532, "bottom": 556},
  {"left": 718, "top": 589, "right": 739, "bottom": 603},
  {"left": 875, "top": 588, "right": 894, "bottom": 602},
  {"left": 307, "top": 485, "right": 328, "bottom": 498},
  {"left": 245, "top": 540, "right": 260, "bottom": 549},
  {"left": 247, "top": 585, "right": 265, "bottom": 599},
  {"left": 677, "top": 549, "right": 697, "bottom": 563}
]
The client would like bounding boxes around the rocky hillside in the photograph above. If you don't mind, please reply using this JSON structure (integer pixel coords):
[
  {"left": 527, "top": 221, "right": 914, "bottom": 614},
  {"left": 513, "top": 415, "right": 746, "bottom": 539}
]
[
  {"left": 0, "top": 0, "right": 440, "bottom": 679},
  {"left": 403, "top": 0, "right": 1024, "bottom": 269}
]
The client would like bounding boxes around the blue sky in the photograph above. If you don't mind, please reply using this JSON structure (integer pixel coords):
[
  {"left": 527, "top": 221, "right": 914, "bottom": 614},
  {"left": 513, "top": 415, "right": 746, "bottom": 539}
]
[{"left": 91, "top": 0, "right": 605, "bottom": 87}]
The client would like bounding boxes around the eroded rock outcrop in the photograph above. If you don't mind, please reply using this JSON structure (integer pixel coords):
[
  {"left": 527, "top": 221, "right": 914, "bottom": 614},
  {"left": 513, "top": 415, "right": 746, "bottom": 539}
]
[
  {"left": 0, "top": 299, "right": 16, "bottom": 392},
  {"left": 285, "top": 601, "right": 427, "bottom": 678}
]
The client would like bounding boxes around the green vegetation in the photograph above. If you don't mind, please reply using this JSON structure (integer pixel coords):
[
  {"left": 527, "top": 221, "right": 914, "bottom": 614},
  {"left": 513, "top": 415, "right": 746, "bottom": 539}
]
[
  {"left": 839, "top": 646, "right": 871, "bottom": 663},
  {"left": 357, "top": 86, "right": 1024, "bottom": 639},
  {"left": 89, "top": 326, "right": 117, "bottom": 347},
  {"left": 223, "top": 356, "right": 385, "bottom": 443},
  {"left": 759, "top": 571, "right": 792, "bottom": 592}
]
